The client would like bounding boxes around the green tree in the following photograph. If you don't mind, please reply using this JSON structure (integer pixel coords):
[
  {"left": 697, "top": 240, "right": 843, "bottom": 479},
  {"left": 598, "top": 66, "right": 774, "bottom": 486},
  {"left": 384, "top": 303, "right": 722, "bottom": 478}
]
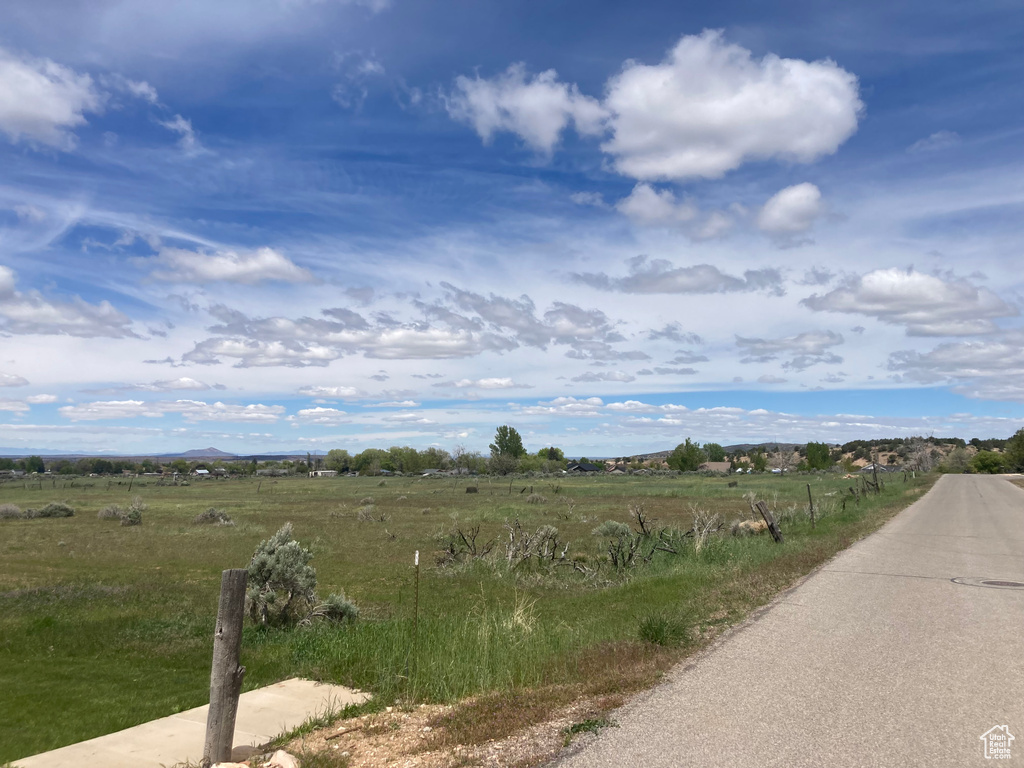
[
  {"left": 703, "top": 443, "right": 726, "bottom": 462},
  {"left": 805, "top": 442, "right": 833, "bottom": 471},
  {"left": 325, "top": 449, "right": 351, "bottom": 473},
  {"left": 539, "top": 446, "right": 565, "bottom": 462},
  {"left": 1005, "top": 428, "right": 1024, "bottom": 471},
  {"left": 490, "top": 425, "right": 526, "bottom": 458},
  {"left": 971, "top": 451, "right": 1006, "bottom": 474},
  {"left": 24, "top": 455, "right": 45, "bottom": 473},
  {"left": 751, "top": 449, "right": 768, "bottom": 473},
  {"left": 668, "top": 438, "right": 706, "bottom": 472}
]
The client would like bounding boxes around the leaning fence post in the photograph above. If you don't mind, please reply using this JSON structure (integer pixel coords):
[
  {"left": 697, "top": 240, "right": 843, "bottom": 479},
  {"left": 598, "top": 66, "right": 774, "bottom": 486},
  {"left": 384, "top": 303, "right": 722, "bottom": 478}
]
[
  {"left": 202, "top": 569, "right": 248, "bottom": 767},
  {"left": 755, "top": 500, "right": 784, "bottom": 543},
  {"left": 806, "top": 483, "right": 815, "bottom": 530}
]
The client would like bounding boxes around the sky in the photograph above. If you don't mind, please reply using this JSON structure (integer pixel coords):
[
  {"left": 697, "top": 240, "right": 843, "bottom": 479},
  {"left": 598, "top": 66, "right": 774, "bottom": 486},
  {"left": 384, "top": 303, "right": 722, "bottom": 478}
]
[{"left": 0, "top": 0, "right": 1022, "bottom": 456}]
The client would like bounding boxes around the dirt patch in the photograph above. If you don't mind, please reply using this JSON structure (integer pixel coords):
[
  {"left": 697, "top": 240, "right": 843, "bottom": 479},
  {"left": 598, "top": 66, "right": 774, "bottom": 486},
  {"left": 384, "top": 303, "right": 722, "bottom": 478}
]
[{"left": 277, "top": 696, "right": 618, "bottom": 768}]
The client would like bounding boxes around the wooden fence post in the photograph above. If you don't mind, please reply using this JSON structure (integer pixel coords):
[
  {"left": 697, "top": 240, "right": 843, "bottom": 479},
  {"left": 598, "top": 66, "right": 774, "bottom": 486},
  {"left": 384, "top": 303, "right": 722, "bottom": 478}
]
[
  {"left": 202, "top": 569, "right": 248, "bottom": 767},
  {"left": 806, "top": 483, "right": 815, "bottom": 530},
  {"left": 755, "top": 500, "right": 784, "bottom": 543}
]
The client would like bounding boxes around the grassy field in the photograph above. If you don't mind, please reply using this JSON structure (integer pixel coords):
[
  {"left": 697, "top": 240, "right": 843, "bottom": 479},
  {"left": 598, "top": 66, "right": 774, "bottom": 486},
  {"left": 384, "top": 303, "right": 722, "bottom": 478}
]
[{"left": 0, "top": 470, "right": 933, "bottom": 763}]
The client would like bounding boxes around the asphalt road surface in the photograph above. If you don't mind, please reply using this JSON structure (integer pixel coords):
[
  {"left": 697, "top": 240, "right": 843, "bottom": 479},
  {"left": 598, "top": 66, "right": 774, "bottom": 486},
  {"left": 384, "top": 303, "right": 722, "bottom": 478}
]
[{"left": 555, "top": 474, "right": 1024, "bottom": 768}]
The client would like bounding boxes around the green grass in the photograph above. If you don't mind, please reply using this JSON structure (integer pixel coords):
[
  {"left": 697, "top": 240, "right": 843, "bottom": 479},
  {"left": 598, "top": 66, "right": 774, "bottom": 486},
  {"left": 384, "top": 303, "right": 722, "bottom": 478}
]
[{"left": 0, "top": 471, "right": 932, "bottom": 762}]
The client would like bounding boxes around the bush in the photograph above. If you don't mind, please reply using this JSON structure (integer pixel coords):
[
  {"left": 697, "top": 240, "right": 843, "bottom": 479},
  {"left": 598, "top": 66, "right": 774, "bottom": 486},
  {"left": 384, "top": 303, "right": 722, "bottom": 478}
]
[
  {"left": 246, "top": 523, "right": 318, "bottom": 627},
  {"left": 120, "top": 508, "right": 142, "bottom": 526},
  {"left": 24, "top": 502, "right": 75, "bottom": 519},
  {"left": 193, "top": 507, "right": 234, "bottom": 525},
  {"left": 0, "top": 503, "right": 23, "bottom": 520},
  {"left": 313, "top": 592, "right": 360, "bottom": 624},
  {"left": 98, "top": 504, "right": 124, "bottom": 520},
  {"left": 525, "top": 493, "right": 547, "bottom": 504},
  {"left": 638, "top": 613, "right": 690, "bottom": 647}
]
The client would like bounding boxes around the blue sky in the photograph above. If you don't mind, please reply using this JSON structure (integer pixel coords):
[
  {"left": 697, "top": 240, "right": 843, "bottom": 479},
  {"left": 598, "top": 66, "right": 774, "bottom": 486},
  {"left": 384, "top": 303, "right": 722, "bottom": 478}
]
[{"left": 1, "top": 0, "right": 1022, "bottom": 455}]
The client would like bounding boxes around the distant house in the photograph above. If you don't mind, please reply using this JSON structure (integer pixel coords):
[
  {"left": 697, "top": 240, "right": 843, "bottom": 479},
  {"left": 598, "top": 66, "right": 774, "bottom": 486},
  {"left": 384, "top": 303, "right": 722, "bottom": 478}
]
[
  {"left": 421, "top": 468, "right": 441, "bottom": 476},
  {"left": 859, "top": 462, "right": 896, "bottom": 473},
  {"left": 309, "top": 469, "right": 338, "bottom": 478},
  {"left": 193, "top": 468, "right": 210, "bottom": 477},
  {"left": 567, "top": 461, "right": 602, "bottom": 473},
  {"left": 699, "top": 461, "right": 732, "bottom": 474}
]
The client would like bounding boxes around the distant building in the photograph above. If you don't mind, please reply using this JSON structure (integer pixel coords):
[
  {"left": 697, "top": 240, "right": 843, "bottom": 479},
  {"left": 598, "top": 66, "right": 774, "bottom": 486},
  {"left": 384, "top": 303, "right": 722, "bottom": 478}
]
[
  {"left": 309, "top": 470, "right": 338, "bottom": 477},
  {"left": 567, "top": 461, "right": 602, "bottom": 473},
  {"left": 699, "top": 461, "right": 732, "bottom": 473}
]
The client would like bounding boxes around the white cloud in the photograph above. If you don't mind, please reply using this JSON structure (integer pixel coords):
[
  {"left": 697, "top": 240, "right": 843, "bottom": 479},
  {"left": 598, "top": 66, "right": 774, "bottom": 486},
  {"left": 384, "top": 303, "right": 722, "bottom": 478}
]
[
  {"left": 14, "top": 204, "right": 47, "bottom": 223},
  {"left": 0, "top": 47, "right": 104, "bottom": 149},
  {"left": 571, "top": 370, "right": 636, "bottom": 383},
  {"left": 447, "top": 62, "right": 607, "bottom": 154},
  {"left": 757, "top": 375, "right": 789, "bottom": 384},
  {"left": 0, "top": 265, "right": 136, "bottom": 338},
  {"left": 100, "top": 73, "right": 159, "bottom": 104},
  {"left": 297, "top": 385, "right": 362, "bottom": 398},
  {"left": 907, "top": 130, "right": 960, "bottom": 153},
  {"left": 59, "top": 399, "right": 285, "bottom": 422},
  {"left": 802, "top": 268, "right": 1017, "bottom": 336},
  {"left": 889, "top": 332, "right": 1024, "bottom": 402},
  {"left": 292, "top": 406, "right": 349, "bottom": 425},
  {"left": 616, "top": 183, "right": 697, "bottom": 225},
  {"left": 757, "top": 183, "right": 824, "bottom": 239},
  {"left": 521, "top": 396, "right": 605, "bottom": 417},
  {"left": 737, "top": 331, "right": 844, "bottom": 370},
  {"left": 0, "top": 373, "right": 29, "bottom": 387},
  {"left": 146, "top": 246, "right": 314, "bottom": 284},
  {"left": 436, "top": 377, "right": 521, "bottom": 390},
  {"left": 574, "top": 256, "right": 783, "bottom": 296},
  {"left": 158, "top": 114, "right": 203, "bottom": 154},
  {"left": 601, "top": 30, "right": 862, "bottom": 180},
  {"left": 128, "top": 377, "right": 218, "bottom": 392},
  {"left": 365, "top": 400, "right": 419, "bottom": 407},
  {"left": 0, "top": 399, "right": 30, "bottom": 413},
  {"left": 25, "top": 394, "right": 59, "bottom": 404}
]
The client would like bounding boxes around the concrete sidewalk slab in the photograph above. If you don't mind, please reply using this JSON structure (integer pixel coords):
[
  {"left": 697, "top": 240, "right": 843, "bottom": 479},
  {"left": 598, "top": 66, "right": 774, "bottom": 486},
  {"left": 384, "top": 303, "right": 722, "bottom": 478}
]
[{"left": 14, "top": 678, "right": 369, "bottom": 768}]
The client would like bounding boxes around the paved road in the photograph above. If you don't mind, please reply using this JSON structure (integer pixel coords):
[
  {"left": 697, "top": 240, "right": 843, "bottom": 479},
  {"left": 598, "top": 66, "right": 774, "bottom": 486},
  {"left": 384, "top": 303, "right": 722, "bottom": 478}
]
[{"left": 556, "top": 474, "right": 1024, "bottom": 768}]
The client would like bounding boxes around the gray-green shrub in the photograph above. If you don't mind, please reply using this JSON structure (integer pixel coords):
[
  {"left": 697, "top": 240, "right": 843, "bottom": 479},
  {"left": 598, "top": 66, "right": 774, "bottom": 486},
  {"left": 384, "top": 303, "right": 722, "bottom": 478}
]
[
  {"left": 0, "top": 503, "right": 23, "bottom": 520},
  {"left": 193, "top": 507, "right": 234, "bottom": 525}
]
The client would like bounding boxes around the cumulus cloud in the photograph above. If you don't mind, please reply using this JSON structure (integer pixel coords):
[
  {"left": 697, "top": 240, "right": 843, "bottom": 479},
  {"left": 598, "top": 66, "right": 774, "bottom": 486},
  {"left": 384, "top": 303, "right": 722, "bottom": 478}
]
[
  {"left": 646, "top": 323, "right": 703, "bottom": 345},
  {"left": 297, "top": 385, "right": 362, "bottom": 398},
  {"left": 601, "top": 30, "right": 862, "bottom": 180},
  {"left": 59, "top": 399, "right": 284, "bottom": 422},
  {"left": 757, "top": 183, "right": 824, "bottom": 241},
  {"left": 521, "top": 396, "right": 605, "bottom": 417},
  {"left": 0, "top": 47, "right": 104, "bottom": 149},
  {"left": 365, "top": 400, "right": 419, "bottom": 407},
  {"left": 570, "top": 370, "right": 636, "bottom": 383},
  {"left": 574, "top": 256, "right": 783, "bottom": 296},
  {"left": 25, "top": 394, "right": 59, "bottom": 404},
  {"left": 446, "top": 62, "right": 607, "bottom": 154},
  {"left": 0, "top": 399, "right": 31, "bottom": 413},
  {"left": 125, "top": 377, "right": 221, "bottom": 392},
  {"left": 146, "top": 246, "right": 313, "bottom": 284},
  {"left": 0, "top": 373, "right": 29, "bottom": 387},
  {"left": 434, "top": 377, "right": 523, "bottom": 389},
  {"left": 614, "top": 184, "right": 739, "bottom": 240},
  {"left": 0, "top": 265, "right": 136, "bottom": 337},
  {"left": 449, "top": 31, "right": 862, "bottom": 181},
  {"left": 616, "top": 183, "right": 697, "bottom": 225},
  {"left": 179, "top": 287, "right": 637, "bottom": 368},
  {"left": 291, "top": 406, "right": 350, "bottom": 425},
  {"left": 801, "top": 268, "right": 1017, "bottom": 336},
  {"left": 737, "top": 331, "right": 844, "bottom": 370},
  {"left": 888, "top": 332, "right": 1024, "bottom": 401}
]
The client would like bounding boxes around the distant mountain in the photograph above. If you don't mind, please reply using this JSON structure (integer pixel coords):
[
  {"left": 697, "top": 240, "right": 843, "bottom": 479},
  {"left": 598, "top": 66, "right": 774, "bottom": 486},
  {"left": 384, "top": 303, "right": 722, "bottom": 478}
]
[{"left": 176, "top": 447, "right": 238, "bottom": 459}]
